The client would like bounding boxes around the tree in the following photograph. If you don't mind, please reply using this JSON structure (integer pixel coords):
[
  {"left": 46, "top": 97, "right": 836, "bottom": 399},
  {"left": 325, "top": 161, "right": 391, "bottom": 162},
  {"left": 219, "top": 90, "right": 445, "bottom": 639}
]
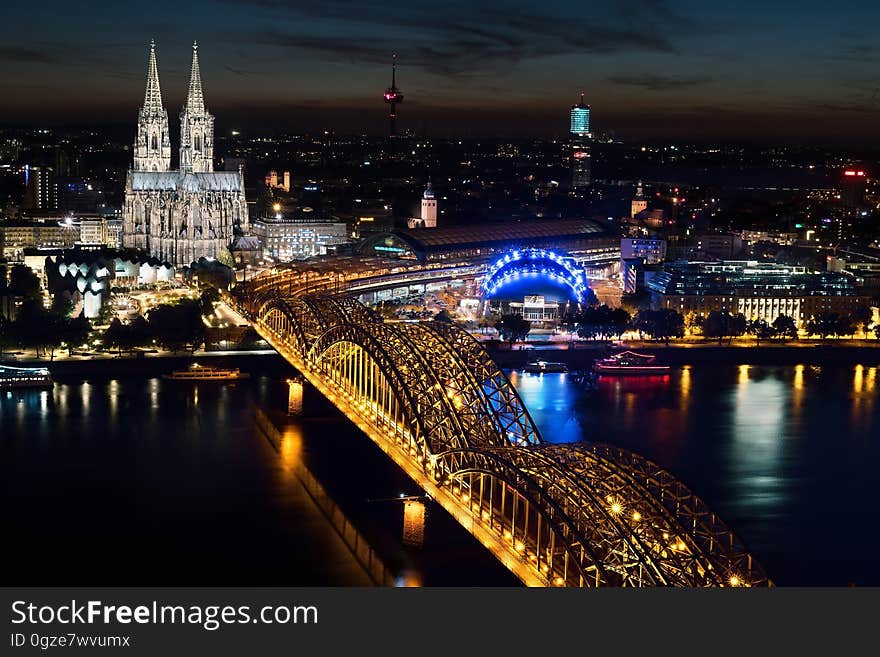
[
  {"left": 217, "top": 248, "right": 235, "bottom": 269},
  {"left": 61, "top": 314, "right": 91, "bottom": 356},
  {"left": 850, "top": 305, "right": 873, "bottom": 340},
  {"left": 608, "top": 307, "right": 631, "bottom": 339},
  {"left": 835, "top": 313, "right": 856, "bottom": 340},
  {"left": 747, "top": 319, "right": 774, "bottom": 346},
  {"left": 51, "top": 292, "right": 75, "bottom": 318},
  {"left": 728, "top": 313, "right": 748, "bottom": 344},
  {"left": 495, "top": 314, "right": 531, "bottom": 346},
  {"left": 805, "top": 312, "right": 840, "bottom": 340},
  {"left": 95, "top": 300, "right": 117, "bottom": 327},
  {"left": 8, "top": 265, "right": 40, "bottom": 300},
  {"left": 632, "top": 309, "right": 684, "bottom": 345},
  {"left": 103, "top": 318, "right": 128, "bottom": 355},
  {"left": 11, "top": 298, "right": 63, "bottom": 359},
  {"left": 701, "top": 311, "right": 729, "bottom": 345},
  {"left": 0, "top": 314, "right": 13, "bottom": 355},
  {"left": 199, "top": 287, "right": 221, "bottom": 317},
  {"left": 684, "top": 312, "right": 703, "bottom": 336},
  {"left": 772, "top": 315, "right": 798, "bottom": 342},
  {"left": 147, "top": 300, "right": 205, "bottom": 352}
]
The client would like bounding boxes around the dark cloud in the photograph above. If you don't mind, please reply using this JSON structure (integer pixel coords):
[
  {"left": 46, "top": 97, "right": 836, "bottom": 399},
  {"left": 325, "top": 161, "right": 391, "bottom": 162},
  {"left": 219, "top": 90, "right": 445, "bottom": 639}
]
[
  {"left": 0, "top": 46, "right": 55, "bottom": 64},
  {"left": 223, "top": 64, "right": 253, "bottom": 76},
  {"left": 606, "top": 75, "right": 715, "bottom": 91},
  {"left": 223, "top": 0, "right": 699, "bottom": 79},
  {"left": 832, "top": 43, "right": 879, "bottom": 63}
]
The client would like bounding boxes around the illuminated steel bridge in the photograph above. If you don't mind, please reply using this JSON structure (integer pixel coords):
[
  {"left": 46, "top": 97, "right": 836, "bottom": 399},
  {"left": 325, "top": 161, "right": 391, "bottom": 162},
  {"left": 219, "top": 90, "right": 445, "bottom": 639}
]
[{"left": 241, "top": 287, "right": 771, "bottom": 587}]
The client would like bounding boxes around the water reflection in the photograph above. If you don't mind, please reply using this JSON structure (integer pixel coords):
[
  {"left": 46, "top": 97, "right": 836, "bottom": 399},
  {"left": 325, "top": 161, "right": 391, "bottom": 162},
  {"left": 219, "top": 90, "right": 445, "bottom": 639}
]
[
  {"left": 507, "top": 363, "right": 880, "bottom": 585},
  {"left": 507, "top": 371, "right": 584, "bottom": 443}
]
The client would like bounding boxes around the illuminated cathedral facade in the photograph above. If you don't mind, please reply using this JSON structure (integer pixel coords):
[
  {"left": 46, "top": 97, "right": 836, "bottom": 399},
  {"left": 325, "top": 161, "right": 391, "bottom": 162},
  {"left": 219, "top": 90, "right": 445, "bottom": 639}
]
[{"left": 122, "top": 41, "right": 248, "bottom": 267}]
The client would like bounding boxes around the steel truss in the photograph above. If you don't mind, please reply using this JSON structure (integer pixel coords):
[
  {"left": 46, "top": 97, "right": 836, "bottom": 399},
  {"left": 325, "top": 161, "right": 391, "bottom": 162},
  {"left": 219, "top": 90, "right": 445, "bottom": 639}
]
[{"left": 247, "top": 291, "right": 771, "bottom": 587}]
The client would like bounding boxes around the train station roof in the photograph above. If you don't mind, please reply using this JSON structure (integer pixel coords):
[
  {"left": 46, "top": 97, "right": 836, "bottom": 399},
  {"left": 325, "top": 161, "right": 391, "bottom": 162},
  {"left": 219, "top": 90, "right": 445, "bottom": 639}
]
[{"left": 357, "top": 218, "right": 608, "bottom": 261}]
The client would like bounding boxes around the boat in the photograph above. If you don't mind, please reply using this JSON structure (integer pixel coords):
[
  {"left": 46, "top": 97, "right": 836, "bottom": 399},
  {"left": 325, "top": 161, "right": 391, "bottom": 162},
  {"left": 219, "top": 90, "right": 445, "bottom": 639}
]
[
  {"left": 162, "top": 363, "right": 250, "bottom": 381},
  {"left": 593, "top": 351, "right": 671, "bottom": 375},
  {"left": 0, "top": 364, "right": 54, "bottom": 388},
  {"left": 524, "top": 360, "right": 569, "bottom": 373}
]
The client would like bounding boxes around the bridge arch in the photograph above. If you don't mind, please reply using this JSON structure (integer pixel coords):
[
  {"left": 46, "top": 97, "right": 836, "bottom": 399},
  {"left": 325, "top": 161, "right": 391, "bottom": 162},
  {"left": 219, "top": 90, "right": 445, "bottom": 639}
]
[
  {"left": 307, "top": 322, "right": 475, "bottom": 455},
  {"left": 250, "top": 291, "right": 772, "bottom": 587}
]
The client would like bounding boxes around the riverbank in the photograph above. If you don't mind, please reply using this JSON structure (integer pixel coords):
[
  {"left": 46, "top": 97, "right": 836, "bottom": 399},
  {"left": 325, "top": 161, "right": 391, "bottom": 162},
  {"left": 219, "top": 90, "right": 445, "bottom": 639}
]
[
  {"left": 487, "top": 343, "right": 880, "bottom": 368},
  {"left": 0, "top": 351, "right": 288, "bottom": 379}
]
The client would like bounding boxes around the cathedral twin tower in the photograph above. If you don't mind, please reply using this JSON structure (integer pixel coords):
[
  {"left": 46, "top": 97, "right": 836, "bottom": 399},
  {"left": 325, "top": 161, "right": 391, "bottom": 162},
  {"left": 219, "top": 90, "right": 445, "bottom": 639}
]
[
  {"left": 135, "top": 40, "right": 213, "bottom": 174},
  {"left": 122, "top": 41, "right": 248, "bottom": 267}
]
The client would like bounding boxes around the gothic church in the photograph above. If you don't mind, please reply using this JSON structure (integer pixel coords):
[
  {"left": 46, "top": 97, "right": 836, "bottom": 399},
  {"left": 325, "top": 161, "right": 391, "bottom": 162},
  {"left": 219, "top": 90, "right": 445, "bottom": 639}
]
[{"left": 122, "top": 41, "right": 248, "bottom": 267}]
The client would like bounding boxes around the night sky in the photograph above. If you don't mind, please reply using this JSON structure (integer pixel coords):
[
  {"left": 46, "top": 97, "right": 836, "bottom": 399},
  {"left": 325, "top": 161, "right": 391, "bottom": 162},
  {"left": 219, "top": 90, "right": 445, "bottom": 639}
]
[{"left": 3, "top": 0, "right": 880, "bottom": 143}]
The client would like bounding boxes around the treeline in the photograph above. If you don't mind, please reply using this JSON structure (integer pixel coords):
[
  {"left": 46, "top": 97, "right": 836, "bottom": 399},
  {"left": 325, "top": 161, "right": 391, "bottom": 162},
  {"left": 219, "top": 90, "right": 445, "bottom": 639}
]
[
  {"left": 102, "top": 296, "right": 215, "bottom": 354},
  {"left": 0, "top": 298, "right": 91, "bottom": 359},
  {"left": 0, "top": 286, "right": 219, "bottom": 358},
  {"left": 558, "top": 304, "right": 877, "bottom": 344}
]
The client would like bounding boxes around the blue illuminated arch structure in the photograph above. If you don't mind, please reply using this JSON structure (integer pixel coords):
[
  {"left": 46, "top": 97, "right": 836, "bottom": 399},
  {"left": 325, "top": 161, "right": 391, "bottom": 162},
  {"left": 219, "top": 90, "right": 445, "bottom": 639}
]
[{"left": 482, "top": 249, "right": 589, "bottom": 304}]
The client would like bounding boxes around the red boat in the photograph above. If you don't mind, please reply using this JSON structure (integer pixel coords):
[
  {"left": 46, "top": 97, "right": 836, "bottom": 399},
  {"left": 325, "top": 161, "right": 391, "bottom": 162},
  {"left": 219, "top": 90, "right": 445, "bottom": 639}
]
[{"left": 593, "top": 351, "right": 671, "bottom": 375}]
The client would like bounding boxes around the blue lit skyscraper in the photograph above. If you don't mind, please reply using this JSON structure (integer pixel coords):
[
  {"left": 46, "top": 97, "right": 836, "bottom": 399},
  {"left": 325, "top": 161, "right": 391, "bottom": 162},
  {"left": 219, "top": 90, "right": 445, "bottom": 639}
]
[
  {"left": 570, "top": 93, "right": 591, "bottom": 189},
  {"left": 570, "top": 93, "right": 591, "bottom": 136}
]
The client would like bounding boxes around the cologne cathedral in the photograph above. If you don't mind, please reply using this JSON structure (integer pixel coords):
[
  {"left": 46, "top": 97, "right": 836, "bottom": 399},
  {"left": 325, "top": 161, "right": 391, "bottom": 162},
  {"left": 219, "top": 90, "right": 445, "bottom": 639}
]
[{"left": 122, "top": 41, "right": 248, "bottom": 267}]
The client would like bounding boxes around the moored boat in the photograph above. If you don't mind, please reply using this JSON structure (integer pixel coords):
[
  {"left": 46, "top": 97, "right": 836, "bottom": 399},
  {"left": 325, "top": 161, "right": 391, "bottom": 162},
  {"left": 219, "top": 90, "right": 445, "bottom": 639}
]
[
  {"left": 524, "top": 360, "right": 569, "bottom": 373},
  {"left": 593, "top": 351, "right": 670, "bottom": 375},
  {"left": 162, "top": 363, "right": 250, "bottom": 381},
  {"left": 0, "top": 364, "right": 54, "bottom": 388}
]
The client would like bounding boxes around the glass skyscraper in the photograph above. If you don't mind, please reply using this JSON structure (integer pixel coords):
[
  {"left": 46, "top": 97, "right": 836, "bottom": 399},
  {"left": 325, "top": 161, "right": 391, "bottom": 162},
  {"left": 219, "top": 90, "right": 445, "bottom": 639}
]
[
  {"left": 570, "top": 93, "right": 591, "bottom": 189},
  {"left": 570, "top": 93, "right": 591, "bottom": 136}
]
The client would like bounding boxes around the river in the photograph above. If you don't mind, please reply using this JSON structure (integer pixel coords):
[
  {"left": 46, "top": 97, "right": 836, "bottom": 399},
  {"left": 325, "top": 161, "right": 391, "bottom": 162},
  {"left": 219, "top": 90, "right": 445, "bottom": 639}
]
[{"left": 2, "top": 361, "right": 878, "bottom": 586}]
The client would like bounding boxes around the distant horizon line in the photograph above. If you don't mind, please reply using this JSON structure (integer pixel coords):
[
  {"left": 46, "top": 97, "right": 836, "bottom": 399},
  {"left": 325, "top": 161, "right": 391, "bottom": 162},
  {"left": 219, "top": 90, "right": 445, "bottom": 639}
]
[{"left": 1, "top": 120, "right": 878, "bottom": 148}]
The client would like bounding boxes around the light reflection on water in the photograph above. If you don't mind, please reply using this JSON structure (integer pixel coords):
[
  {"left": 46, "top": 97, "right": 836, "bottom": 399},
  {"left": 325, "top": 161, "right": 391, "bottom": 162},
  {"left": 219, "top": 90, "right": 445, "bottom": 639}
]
[
  {"left": 509, "top": 363, "right": 880, "bottom": 585},
  {"left": 3, "top": 363, "right": 879, "bottom": 586},
  {"left": 0, "top": 375, "right": 369, "bottom": 586}
]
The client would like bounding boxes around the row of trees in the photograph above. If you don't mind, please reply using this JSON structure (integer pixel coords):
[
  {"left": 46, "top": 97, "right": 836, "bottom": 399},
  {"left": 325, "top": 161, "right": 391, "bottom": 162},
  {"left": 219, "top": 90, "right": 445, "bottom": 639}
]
[
  {"left": 560, "top": 306, "right": 684, "bottom": 344},
  {"left": 560, "top": 304, "right": 877, "bottom": 345},
  {"left": 103, "top": 298, "right": 209, "bottom": 354},
  {"left": 0, "top": 298, "right": 91, "bottom": 359},
  {"left": 697, "top": 312, "right": 801, "bottom": 345}
]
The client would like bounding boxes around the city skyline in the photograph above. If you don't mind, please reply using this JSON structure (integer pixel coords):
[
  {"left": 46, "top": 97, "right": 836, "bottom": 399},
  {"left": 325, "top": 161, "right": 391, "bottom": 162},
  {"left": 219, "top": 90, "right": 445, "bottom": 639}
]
[{"left": 2, "top": 1, "right": 880, "bottom": 143}]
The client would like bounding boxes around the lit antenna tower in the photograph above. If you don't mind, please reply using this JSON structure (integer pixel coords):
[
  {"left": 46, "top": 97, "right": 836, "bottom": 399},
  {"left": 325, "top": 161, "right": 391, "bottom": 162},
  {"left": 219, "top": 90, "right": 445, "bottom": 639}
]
[{"left": 383, "top": 52, "right": 404, "bottom": 138}]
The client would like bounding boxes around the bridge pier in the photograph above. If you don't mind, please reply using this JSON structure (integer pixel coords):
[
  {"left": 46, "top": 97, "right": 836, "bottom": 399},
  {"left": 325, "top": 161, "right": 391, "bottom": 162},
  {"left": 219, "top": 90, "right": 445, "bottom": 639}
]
[{"left": 287, "top": 377, "right": 304, "bottom": 416}]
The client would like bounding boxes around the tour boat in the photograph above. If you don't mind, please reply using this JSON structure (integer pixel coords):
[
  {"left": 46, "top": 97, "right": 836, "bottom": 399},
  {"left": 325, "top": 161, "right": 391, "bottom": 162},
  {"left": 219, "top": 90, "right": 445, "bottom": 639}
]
[
  {"left": 592, "top": 351, "right": 670, "bottom": 375},
  {"left": 524, "top": 360, "right": 569, "bottom": 373},
  {"left": 0, "top": 364, "right": 54, "bottom": 389},
  {"left": 162, "top": 363, "right": 250, "bottom": 381}
]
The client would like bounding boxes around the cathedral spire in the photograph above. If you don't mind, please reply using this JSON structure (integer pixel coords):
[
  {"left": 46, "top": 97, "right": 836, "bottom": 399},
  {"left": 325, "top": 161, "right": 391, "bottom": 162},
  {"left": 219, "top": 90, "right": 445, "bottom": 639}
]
[
  {"left": 134, "top": 39, "right": 170, "bottom": 171},
  {"left": 143, "top": 39, "right": 164, "bottom": 114},
  {"left": 185, "top": 41, "right": 205, "bottom": 114}
]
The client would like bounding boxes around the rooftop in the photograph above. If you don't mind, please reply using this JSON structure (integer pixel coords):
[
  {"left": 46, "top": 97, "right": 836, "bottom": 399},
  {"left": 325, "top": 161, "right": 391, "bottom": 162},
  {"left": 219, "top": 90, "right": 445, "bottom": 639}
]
[
  {"left": 130, "top": 171, "right": 242, "bottom": 192},
  {"left": 391, "top": 218, "right": 605, "bottom": 250}
]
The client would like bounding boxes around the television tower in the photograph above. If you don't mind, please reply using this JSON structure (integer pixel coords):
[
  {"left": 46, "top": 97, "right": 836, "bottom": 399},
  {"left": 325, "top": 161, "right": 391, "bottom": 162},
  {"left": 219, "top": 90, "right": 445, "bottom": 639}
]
[{"left": 383, "top": 52, "right": 404, "bottom": 138}]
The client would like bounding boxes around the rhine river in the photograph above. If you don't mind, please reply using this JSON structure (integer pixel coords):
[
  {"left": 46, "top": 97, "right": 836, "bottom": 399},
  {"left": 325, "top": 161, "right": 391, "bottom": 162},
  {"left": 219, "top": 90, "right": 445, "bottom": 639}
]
[{"left": 2, "top": 359, "right": 878, "bottom": 586}]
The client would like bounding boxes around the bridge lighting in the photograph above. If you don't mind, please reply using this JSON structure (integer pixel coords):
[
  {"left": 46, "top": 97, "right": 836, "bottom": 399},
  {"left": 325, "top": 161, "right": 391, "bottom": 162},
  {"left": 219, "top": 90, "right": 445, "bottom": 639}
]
[{"left": 251, "top": 289, "right": 771, "bottom": 588}]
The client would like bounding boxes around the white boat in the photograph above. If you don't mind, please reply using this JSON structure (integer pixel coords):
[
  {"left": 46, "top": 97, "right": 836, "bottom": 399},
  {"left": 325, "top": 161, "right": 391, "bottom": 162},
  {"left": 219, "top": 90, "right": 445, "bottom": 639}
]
[
  {"left": 0, "top": 364, "right": 54, "bottom": 388},
  {"left": 524, "top": 360, "right": 568, "bottom": 373},
  {"left": 162, "top": 363, "right": 250, "bottom": 381}
]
